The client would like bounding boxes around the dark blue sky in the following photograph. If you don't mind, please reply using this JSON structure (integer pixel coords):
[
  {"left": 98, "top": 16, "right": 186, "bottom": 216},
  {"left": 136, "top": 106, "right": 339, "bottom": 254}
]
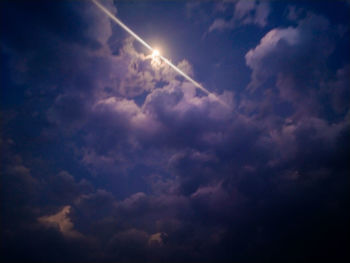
[{"left": 1, "top": 1, "right": 349, "bottom": 262}]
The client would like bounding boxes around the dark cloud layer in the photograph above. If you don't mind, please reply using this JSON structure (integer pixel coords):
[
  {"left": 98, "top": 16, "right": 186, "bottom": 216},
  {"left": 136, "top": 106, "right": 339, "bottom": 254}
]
[{"left": 1, "top": 1, "right": 349, "bottom": 262}]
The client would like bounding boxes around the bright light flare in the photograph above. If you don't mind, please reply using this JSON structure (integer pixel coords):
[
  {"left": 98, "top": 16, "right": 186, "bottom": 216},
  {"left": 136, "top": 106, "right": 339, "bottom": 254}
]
[
  {"left": 92, "top": 0, "right": 228, "bottom": 108},
  {"left": 152, "top": 49, "right": 160, "bottom": 58},
  {"left": 151, "top": 49, "right": 162, "bottom": 67}
]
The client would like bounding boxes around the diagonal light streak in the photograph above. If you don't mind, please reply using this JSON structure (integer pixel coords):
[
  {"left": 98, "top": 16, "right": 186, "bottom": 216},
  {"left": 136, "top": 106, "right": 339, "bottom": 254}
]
[
  {"left": 92, "top": 0, "right": 228, "bottom": 107},
  {"left": 92, "top": 0, "right": 153, "bottom": 52}
]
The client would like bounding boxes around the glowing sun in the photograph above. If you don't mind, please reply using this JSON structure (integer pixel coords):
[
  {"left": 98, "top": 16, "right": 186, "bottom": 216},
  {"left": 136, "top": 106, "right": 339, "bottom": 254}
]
[{"left": 151, "top": 49, "right": 161, "bottom": 66}]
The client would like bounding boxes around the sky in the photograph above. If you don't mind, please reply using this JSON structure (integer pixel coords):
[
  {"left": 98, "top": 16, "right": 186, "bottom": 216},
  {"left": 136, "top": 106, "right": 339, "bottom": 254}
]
[{"left": 1, "top": 0, "right": 349, "bottom": 262}]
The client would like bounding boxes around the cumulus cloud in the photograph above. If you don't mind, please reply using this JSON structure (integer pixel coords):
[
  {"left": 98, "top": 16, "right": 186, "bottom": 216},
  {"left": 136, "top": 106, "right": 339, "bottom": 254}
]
[{"left": 244, "top": 12, "right": 344, "bottom": 116}]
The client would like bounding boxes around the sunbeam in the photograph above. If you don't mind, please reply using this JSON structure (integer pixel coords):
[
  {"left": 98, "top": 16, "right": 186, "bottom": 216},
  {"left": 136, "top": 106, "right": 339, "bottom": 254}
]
[{"left": 92, "top": 0, "right": 228, "bottom": 108}]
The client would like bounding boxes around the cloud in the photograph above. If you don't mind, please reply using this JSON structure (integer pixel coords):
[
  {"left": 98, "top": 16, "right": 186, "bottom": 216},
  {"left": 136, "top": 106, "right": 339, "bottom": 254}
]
[
  {"left": 46, "top": 171, "right": 93, "bottom": 205},
  {"left": 245, "top": 26, "right": 300, "bottom": 95},
  {"left": 1, "top": 1, "right": 349, "bottom": 262},
  {"left": 244, "top": 12, "right": 344, "bottom": 116},
  {"left": 209, "top": 0, "right": 270, "bottom": 32},
  {"left": 38, "top": 206, "right": 83, "bottom": 239},
  {"left": 208, "top": 18, "right": 232, "bottom": 32},
  {"left": 148, "top": 232, "right": 168, "bottom": 247}
]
